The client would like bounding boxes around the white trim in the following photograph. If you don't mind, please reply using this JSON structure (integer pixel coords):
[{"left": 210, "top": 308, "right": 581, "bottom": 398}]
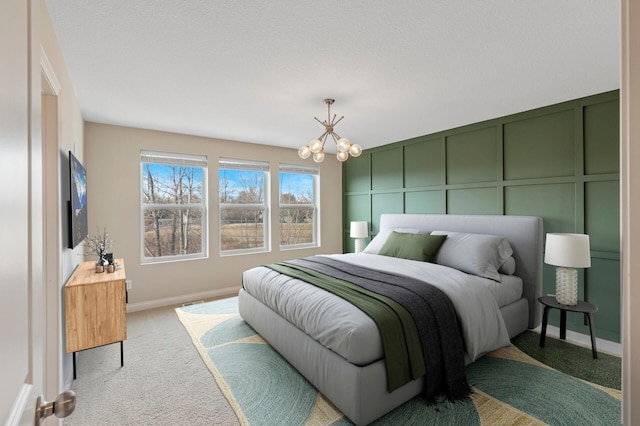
[
  {"left": 125, "top": 286, "right": 240, "bottom": 313},
  {"left": 532, "top": 325, "right": 622, "bottom": 357},
  {"left": 621, "top": 1, "right": 640, "bottom": 424},
  {"left": 40, "top": 46, "right": 60, "bottom": 95},
  {"left": 4, "top": 384, "right": 33, "bottom": 426},
  {"left": 40, "top": 45, "right": 64, "bottom": 411}
]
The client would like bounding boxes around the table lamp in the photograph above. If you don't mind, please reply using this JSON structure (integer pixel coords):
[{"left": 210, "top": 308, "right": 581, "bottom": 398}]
[
  {"left": 544, "top": 233, "right": 591, "bottom": 305},
  {"left": 350, "top": 221, "right": 368, "bottom": 253}
]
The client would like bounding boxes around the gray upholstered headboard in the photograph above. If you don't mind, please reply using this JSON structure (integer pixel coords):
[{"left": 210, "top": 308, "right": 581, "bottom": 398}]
[{"left": 378, "top": 214, "right": 544, "bottom": 328}]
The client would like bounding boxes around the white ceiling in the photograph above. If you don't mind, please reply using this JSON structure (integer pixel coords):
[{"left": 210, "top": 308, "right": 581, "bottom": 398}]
[{"left": 44, "top": 1, "right": 620, "bottom": 155}]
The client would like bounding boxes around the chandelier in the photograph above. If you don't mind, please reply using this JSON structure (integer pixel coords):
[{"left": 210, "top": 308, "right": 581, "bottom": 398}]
[{"left": 298, "top": 98, "right": 362, "bottom": 163}]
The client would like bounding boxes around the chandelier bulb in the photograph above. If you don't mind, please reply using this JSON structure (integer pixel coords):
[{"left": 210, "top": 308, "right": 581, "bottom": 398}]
[
  {"left": 337, "top": 138, "right": 351, "bottom": 152},
  {"left": 309, "top": 138, "right": 323, "bottom": 153},
  {"left": 298, "top": 146, "right": 311, "bottom": 159},
  {"left": 337, "top": 151, "right": 349, "bottom": 162},
  {"left": 349, "top": 143, "right": 362, "bottom": 157},
  {"left": 313, "top": 151, "right": 325, "bottom": 163}
]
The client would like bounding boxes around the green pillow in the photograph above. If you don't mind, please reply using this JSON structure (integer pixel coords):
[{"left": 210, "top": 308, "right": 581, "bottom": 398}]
[{"left": 378, "top": 232, "right": 447, "bottom": 262}]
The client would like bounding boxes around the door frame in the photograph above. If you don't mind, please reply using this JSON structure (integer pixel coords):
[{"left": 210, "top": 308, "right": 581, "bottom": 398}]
[{"left": 41, "top": 46, "right": 63, "bottom": 417}]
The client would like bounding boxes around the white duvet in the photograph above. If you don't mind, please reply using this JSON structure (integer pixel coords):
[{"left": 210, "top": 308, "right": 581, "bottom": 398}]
[{"left": 242, "top": 252, "right": 512, "bottom": 367}]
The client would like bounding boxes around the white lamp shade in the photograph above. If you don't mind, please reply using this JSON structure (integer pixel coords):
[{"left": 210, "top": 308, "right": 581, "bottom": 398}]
[
  {"left": 544, "top": 233, "right": 591, "bottom": 268},
  {"left": 350, "top": 221, "right": 368, "bottom": 238}
]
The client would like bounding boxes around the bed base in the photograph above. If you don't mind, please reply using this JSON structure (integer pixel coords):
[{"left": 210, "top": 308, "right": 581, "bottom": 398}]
[{"left": 239, "top": 289, "right": 422, "bottom": 425}]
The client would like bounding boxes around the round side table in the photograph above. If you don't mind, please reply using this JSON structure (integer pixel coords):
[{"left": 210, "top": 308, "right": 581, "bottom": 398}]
[{"left": 538, "top": 295, "right": 598, "bottom": 359}]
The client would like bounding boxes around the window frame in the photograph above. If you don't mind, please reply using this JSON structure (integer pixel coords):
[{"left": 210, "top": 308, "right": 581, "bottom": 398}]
[
  {"left": 279, "top": 163, "right": 319, "bottom": 250},
  {"left": 219, "top": 158, "right": 270, "bottom": 256},
  {"left": 140, "top": 150, "right": 208, "bottom": 264}
]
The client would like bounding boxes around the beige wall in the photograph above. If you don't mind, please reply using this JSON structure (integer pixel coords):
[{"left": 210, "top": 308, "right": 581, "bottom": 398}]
[{"left": 84, "top": 123, "right": 343, "bottom": 308}]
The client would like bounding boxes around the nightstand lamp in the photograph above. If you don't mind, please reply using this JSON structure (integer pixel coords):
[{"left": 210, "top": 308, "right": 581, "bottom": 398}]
[
  {"left": 350, "top": 221, "right": 368, "bottom": 253},
  {"left": 544, "top": 233, "right": 591, "bottom": 305}
]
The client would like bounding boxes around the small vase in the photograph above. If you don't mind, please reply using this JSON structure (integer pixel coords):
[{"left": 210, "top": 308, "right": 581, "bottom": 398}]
[{"left": 95, "top": 265, "right": 104, "bottom": 273}]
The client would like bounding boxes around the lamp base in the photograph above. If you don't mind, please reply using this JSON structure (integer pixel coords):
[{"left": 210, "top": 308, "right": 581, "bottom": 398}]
[
  {"left": 555, "top": 267, "right": 578, "bottom": 305},
  {"left": 354, "top": 238, "right": 364, "bottom": 254}
]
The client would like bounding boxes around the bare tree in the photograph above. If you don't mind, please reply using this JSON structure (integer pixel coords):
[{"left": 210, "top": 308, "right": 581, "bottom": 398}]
[
  {"left": 280, "top": 189, "right": 313, "bottom": 245},
  {"left": 219, "top": 171, "right": 265, "bottom": 250},
  {"left": 143, "top": 164, "right": 203, "bottom": 257},
  {"left": 143, "top": 164, "right": 162, "bottom": 257}
]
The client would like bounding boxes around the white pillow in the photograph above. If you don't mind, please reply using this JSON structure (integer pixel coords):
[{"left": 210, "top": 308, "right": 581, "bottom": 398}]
[
  {"left": 499, "top": 256, "right": 517, "bottom": 275},
  {"left": 393, "top": 227, "right": 429, "bottom": 235},
  {"left": 430, "top": 231, "right": 513, "bottom": 282},
  {"left": 362, "top": 229, "right": 393, "bottom": 254}
]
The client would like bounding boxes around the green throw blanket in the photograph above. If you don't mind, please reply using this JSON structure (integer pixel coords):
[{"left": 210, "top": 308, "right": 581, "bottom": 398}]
[{"left": 265, "top": 256, "right": 471, "bottom": 403}]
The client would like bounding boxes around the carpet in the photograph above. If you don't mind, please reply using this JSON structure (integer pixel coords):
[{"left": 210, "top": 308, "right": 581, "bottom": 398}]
[{"left": 176, "top": 297, "right": 621, "bottom": 425}]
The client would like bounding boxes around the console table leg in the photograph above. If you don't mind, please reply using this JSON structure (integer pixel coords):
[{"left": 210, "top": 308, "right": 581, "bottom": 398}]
[
  {"left": 559, "top": 310, "right": 567, "bottom": 340},
  {"left": 73, "top": 352, "right": 76, "bottom": 380},
  {"left": 120, "top": 341, "right": 124, "bottom": 367}
]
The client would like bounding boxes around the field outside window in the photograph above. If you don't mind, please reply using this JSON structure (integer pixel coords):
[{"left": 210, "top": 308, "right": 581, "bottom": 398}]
[
  {"left": 280, "top": 164, "right": 318, "bottom": 249},
  {"left": 219, "top": 158, "right": 270, "bottom": 254}
]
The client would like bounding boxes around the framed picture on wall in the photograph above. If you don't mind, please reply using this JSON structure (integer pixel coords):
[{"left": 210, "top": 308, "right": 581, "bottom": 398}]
[{"left": 68, "top": 151, "right": 88, "bottom": 248}]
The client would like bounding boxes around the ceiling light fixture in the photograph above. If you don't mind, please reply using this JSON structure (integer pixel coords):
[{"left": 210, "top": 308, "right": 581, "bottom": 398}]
[{"left": 298, "top": 98, "right": 362, "bottom": 163}]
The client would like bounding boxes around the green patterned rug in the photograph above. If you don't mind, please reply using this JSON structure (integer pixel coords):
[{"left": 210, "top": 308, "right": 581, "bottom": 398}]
[{"left": 176, "top": 297, "right": 621, "bottom": 425}]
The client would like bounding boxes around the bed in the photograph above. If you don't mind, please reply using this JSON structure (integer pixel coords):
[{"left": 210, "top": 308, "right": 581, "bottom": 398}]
[{"left": 239, "top": 213, "right": 543, "bottom": 425}]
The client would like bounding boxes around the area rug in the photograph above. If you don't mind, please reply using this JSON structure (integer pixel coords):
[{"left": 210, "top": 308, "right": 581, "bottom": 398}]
[{"left": 176, "top": 297, "right": 621, "bottom": 425}]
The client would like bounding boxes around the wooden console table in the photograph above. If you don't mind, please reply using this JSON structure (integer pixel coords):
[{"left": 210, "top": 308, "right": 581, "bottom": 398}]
[{"left": 64, "top": 258, "right": 127, "bottom": 378}]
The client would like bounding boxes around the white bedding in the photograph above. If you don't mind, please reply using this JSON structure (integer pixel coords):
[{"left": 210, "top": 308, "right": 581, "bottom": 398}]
[{"left": 242, "top": 252, "right": 512, "bottom": 367}]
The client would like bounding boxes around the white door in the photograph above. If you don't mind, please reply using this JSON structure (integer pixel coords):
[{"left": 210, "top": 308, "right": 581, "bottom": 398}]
[{"left": 0, "top": 0, "right": 54, "bottom": 424}]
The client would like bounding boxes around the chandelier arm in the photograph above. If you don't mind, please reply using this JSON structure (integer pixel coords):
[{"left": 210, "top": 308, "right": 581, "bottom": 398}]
[
  {"left": 314, "top": 117, "right": 325, "bottom": 126},
  {"left": 332, "top": 115, "right": 345, "bottom": 126},
  {"left": 329, "top": 132, "right": 339, "bottom": 144}
]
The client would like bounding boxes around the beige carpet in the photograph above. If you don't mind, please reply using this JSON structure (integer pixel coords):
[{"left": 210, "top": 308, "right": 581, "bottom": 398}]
[{"left": 64, "top": 299, "right": 239, "bottom": 426}]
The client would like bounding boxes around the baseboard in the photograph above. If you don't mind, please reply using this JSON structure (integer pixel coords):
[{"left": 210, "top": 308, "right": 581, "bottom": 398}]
[
  {"left": 126, "top": 289, "right": 623, "bottom": 358},
  {"left": 126, "top": 286, "right": 241, "bottom": 313},
  {"left": 531, "top": 324, "right": 622, "bottom": 357},
  {"left": 4, "top": 383, "right": 32, "bottom": 426}
]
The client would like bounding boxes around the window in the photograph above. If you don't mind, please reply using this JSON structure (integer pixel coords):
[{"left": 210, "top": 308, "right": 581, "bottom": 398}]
[
  {"left": 279, "top": 164, "right": 319, "bottom": 249},
  {"left": 140, "top": 151, "right": 207, "bottom": 263},
  {"left": 219, "top": 158, "right": 270, "bottom": 254}
]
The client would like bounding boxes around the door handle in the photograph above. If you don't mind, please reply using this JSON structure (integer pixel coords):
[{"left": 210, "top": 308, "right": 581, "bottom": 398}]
[{"left": 35, "top": 390, "right": 76, "bottom": 425}]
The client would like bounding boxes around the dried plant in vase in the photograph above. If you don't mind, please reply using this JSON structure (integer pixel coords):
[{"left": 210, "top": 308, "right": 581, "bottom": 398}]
[{"left": 84, "top": 227, "right": 113, "bottom": 269}]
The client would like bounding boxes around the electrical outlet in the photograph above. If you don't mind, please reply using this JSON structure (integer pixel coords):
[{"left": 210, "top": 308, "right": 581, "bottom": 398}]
[{"left": 126, "top": 280, "right": 132, "bottom": 290}]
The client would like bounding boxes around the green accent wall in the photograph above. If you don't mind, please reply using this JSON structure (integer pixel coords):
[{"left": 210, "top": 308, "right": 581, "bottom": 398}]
[{"left": 343, "top": 91, "right": 620, "bottom": 342}]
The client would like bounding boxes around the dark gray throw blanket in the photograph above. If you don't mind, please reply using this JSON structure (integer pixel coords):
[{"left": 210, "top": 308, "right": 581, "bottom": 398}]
[{"left": 283, "top": 256, "right": 471, "bottom": 403}]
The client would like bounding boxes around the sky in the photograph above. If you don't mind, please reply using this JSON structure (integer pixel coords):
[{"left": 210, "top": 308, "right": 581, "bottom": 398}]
[{"left": 142, "top": 163, "right": 313, "bottom": 199}]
